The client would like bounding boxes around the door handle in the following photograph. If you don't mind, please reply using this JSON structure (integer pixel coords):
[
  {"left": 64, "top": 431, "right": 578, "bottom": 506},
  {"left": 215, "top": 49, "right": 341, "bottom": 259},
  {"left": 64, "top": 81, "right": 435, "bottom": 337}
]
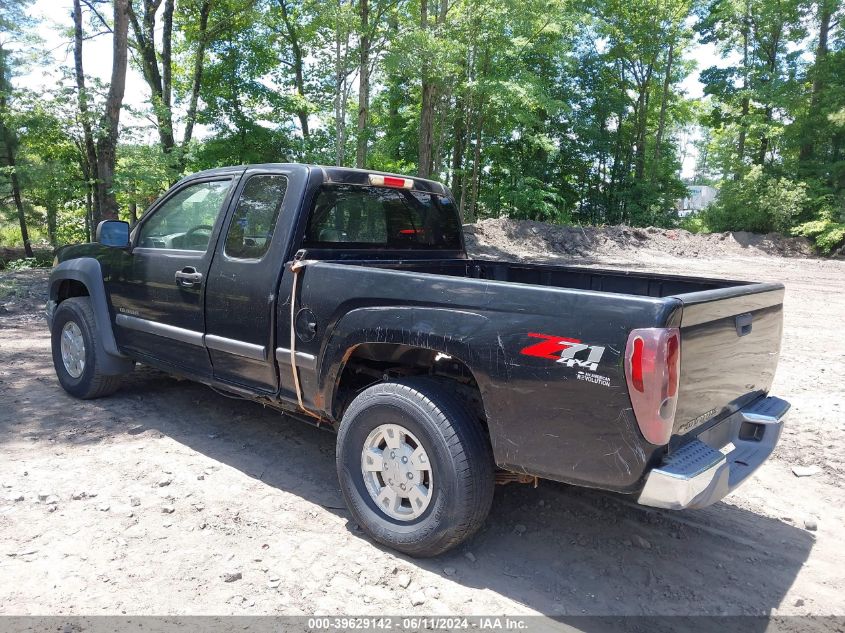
[{"left": 175, "top": 267, "right": 203, "bottom": 287}]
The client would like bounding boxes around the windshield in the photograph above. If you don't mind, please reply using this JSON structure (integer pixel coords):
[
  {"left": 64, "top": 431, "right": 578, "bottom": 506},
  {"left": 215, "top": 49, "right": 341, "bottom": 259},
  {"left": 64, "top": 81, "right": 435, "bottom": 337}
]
[{"left": 303, "top": 184, "right": 462, "bottom": 250}]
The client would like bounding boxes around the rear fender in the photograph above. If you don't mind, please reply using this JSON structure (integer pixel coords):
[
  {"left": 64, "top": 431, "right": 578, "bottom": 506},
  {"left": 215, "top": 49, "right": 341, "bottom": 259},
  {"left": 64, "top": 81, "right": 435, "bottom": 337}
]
[{"left": 318, "top": 306, "right": 494, "bottom": 414}]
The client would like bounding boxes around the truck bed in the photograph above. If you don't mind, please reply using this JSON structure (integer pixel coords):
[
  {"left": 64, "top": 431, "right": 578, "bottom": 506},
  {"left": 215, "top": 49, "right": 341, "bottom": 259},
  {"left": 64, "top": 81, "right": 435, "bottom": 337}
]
[
  {"left": 320, "top": 255, "right": 746, "bottom": 296},
  {"left": 292, "top": 255, "right": 784, "bottom": 490}
]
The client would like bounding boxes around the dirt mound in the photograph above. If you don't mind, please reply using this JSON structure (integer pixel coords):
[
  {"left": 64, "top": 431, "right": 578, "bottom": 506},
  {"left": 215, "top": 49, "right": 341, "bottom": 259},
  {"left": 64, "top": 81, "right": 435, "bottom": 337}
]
[{"left": 464, "top": 218, "right": 815, "bottom": 261}]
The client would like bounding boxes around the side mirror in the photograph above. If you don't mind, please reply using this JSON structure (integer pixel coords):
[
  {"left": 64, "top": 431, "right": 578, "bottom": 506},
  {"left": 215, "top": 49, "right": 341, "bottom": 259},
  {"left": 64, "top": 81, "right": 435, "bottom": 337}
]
[{"left": 96, "top": 220, "right": 131, "bottom": 248}]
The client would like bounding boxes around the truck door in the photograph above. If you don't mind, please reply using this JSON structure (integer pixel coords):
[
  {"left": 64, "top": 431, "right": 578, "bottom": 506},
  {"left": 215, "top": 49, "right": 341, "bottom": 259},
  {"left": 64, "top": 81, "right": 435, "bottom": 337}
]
[
  {"left": 204, "top": 166, "right": 309, "bottom": 392},
  {"left": 110, "top": 176, "right": 239, "bottom": 375}
]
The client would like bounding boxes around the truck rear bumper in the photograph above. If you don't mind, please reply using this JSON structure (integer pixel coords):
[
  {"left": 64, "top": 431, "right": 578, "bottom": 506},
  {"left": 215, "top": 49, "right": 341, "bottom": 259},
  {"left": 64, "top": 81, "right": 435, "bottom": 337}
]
[{"left": 637, "top": 396, "right": 789, "bottom": 510}]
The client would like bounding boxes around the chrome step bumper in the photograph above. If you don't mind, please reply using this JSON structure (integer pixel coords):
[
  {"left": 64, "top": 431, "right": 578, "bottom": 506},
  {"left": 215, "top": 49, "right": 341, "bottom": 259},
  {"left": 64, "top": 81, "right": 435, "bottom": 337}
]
[{"left": 638, "top": 396, "right": 789, "bottom": 510}]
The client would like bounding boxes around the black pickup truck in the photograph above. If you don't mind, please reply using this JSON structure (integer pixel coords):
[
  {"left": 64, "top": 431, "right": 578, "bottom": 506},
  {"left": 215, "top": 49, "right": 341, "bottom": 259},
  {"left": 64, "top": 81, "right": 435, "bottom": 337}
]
[{"left": 47, "top": 164, "right": 789, "bottom": 556}]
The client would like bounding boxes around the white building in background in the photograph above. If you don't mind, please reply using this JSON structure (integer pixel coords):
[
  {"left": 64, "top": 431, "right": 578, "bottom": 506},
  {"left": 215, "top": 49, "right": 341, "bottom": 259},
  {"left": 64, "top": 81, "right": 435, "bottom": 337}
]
[{"left": 677, "top": 185, "right": 718, "bottom": 216}]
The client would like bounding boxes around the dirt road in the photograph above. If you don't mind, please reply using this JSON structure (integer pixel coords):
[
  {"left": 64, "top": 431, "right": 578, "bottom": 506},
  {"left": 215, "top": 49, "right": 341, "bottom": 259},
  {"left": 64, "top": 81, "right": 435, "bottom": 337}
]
[{"left": 1, "top": 231, "right": 844, "bottom": 620}]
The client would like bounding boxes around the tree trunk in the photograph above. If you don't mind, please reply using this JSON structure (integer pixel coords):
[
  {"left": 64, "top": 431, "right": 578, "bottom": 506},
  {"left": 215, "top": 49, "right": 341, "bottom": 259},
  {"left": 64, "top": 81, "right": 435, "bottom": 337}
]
[
  {"left": 468, "top": 109, "right": 484, "bottom": 222},
  {"left": 334, "top": 0, "right": 345, "bottom": 166},
  {"left": 633, "top": 81, "right": 650, "bottom": 181},
  {"left": 46, "top": 205, "right": 57, "bottom": 247},
  {"left": 278, "top": 0, "right": 310, "bottom": 139},
  {"left": 355, "top": 0, "right": 370, "bottom": 169},
  {"left": 2, "top": 142, "right": 33, "bottom": 257},
  {"left": 73, "top": 0, "right": 100, "bottom": 224},
  {"left": 417, "top": 0, "right": 445, "bottom": 179},
  {"left": 0, "top": 43, "right": 32, "bottom": 257},
  {"left": 756, "top": 33, "right": 781, "bottom": 166},
  {"left": 799, "top": 0, "right": 832, "bottom": 164},
  {"left": 834, "top": 132, "right": 845, "bottom": 193},
  {"left": 609, "top": 83, "right": 628, "bottom": 223},
  {"left": 418, "top": 81, "right": 435, "bottom": 178},
  {"left": 96, "top": 0, "right": 130, "bottom": 221},
  {"left": 466, "top": 47, "right": 489, "bottom": 221},
  {"left": 84, "top": 183, "right": 93, "bottom": 242},
  {"left": 128, "top": 0, "right": 176, "bottom": 165},
  {"left": 757, "top": 106, "right": 772, "bottom": 165},
  {"left": 653, "top": 39, "right": 674, "bottom": 168},
  {"left": 162, "top": 0, "right": 174, "bottom": 108},
  {"left": 735, "top": 1, "right": 750, "bottom": 178},
  {"left": 450, "top": 91, "right": 466, "bottom": 200},
  {"left": 181, "top": 0, "right": 212, "bottom": 169},
  {"left": 736, "top": 96, "right": 749, "bottom": 173},
  {"left": 432, "top": 89, "right": 449, "bottom": 176},
  {"left": 78, "top": 154, "right": 94, "bottom": 241},
  {"left": 456, "top": 43, "right": 477, "bottom": 216}
]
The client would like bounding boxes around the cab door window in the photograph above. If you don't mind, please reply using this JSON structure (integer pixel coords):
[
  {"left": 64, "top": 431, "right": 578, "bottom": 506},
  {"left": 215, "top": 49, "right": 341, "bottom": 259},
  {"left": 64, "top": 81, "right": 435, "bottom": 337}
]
[
  {"left": 224, "top": 175, "right": 288, "bottom": 259},
  {"left": 137, "top": 180, "right": 232, "bottom": 251}
]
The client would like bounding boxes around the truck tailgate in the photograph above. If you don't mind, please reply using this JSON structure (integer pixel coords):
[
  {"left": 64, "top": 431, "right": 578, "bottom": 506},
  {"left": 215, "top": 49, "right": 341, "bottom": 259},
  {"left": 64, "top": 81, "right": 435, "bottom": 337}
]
[{"left": 671, "top": 283, "right": 785, "bottom": 440}]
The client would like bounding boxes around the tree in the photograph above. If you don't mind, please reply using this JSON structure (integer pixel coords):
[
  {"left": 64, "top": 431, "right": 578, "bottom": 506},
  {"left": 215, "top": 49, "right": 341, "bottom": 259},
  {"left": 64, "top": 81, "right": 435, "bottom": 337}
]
[
  {"left": 72, "top": 0, "right": 101, "bottom": 230},
  {"left": 194, "top": 0, "right": 301, "bottom": 166},
  {"left": 2, "top": 0, "right": 843, "bottom": 255},
  {"left": 703, "top": 164, "right": 807, "bottom": 233},
  {"left": 69, "top": 0, "right": 131, "bottom": 225},
  {"left": 273, "top": 0, "right": 313, "bottom": 140},
  {"left": 355, "top": 0, "right": 370, "bottom": 168},
  {"left": 95, "top": 0, "right": 130, "bottom": 220},
  {"left": 698, "top": 0, "right": 805, "bottom": 172},
  {"left": 0, "top": 0, "right": 35, "bottom": 256},
  {"left": 15, "top": 89, "right": 88, "bottom": 247},
  {"left": 128, "top": 0, "right": 213, "bottom": 178},
  {"left": 416, "top": 0, "right": 450, "bottom": 178}
]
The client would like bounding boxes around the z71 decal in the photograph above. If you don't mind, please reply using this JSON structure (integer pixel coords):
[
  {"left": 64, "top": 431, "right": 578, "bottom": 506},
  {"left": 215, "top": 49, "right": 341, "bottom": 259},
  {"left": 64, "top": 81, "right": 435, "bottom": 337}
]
[{"left": 520, "top": 332, "right": 606, "bottom": 372}]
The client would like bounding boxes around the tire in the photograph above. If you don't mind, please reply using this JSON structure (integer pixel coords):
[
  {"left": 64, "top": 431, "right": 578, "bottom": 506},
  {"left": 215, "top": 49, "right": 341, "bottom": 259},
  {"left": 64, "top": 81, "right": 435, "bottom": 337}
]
[
  {"left": 336, "top": 378, "right": 494, "bottom": 557},
  {"left": 51, "top": 297, "right": 123, "bottom": 399}
]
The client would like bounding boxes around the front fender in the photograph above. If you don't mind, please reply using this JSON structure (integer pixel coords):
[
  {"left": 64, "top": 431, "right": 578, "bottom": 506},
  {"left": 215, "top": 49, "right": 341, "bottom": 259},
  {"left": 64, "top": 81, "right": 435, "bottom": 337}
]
[{"left": 48, "top": 258, "right": 133, "bottom": 375}]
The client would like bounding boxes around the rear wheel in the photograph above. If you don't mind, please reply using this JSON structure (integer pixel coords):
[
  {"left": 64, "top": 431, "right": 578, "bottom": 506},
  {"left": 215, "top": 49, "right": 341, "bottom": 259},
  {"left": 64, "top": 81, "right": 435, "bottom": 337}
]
[
  {"left": 336, "top": 378, "right": 494, "bottom": 557},
  {"left": 51, "top": 297, "right": 122, "bottom": 399}
]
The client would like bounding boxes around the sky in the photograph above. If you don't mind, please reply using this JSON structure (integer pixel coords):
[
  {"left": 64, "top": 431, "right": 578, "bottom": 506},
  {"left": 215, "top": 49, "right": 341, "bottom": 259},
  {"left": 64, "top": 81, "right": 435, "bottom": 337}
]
[
  {"left": 17, "top": 0, "right": 723, "bottom": 179},
  {"left": 17, "top": 1, "right": 165, "bottom": 131}
]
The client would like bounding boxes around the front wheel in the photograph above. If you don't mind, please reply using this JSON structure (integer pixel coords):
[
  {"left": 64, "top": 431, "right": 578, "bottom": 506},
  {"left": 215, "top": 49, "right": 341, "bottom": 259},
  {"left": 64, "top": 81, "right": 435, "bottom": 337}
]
[
  {"left": 336, "top": 378, "right": 494, "bottom": 557},
  {"left": 51, "top": 297, "right": 122, "bottom": 399}
]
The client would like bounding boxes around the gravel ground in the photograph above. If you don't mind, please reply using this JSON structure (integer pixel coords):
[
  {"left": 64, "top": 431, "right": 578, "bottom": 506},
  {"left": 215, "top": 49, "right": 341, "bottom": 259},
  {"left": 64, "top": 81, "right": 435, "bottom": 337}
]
[{"left": 1, "top": 225, "right": 844, "bottom": 622}]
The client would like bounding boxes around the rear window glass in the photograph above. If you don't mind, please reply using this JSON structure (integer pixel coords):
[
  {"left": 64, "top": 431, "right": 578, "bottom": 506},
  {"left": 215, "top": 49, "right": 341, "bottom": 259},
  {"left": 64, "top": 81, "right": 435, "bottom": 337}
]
[{"left": 303, "top": 185, "right": 462, "bottom": 250}]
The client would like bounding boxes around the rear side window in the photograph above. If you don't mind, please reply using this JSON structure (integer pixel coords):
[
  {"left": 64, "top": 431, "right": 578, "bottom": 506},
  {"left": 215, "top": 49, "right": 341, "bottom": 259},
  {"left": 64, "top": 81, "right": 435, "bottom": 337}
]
[
  {"left": 225, "top": 175, "right": 288, "bottom": 259},
  {"left": 304, "top": 185, "right": 462, "bottom": 250}
]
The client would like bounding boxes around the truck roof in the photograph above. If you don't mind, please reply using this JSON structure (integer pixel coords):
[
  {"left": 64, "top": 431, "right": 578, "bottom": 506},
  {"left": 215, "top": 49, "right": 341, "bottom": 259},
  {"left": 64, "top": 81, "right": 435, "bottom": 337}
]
[{"left": 182, "top": 163, "right": 449, "bottom": 196}]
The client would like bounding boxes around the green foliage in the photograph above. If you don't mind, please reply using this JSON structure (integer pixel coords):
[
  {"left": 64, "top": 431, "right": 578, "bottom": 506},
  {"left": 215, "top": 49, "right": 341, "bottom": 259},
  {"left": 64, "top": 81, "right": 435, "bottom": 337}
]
[
  {"left": 115, "top": 142, "right": 173, "bottom": 219},
  {"left": 0, "top": 222, "right": 46, "bottom": 247},
  {"left": 53, "top": 207, "right": 90, "bottom": 245},
  {"left": 702, "top": 166, "right": 808, "bottom": 234},
  {"left": 4, "top": 256, "right": 47, "bottom": 271},
  {"left": 2, "top": 0, "right": 843, "bottom": 254},
  {"left": 793, "top": 207, "right": 845, "bottom": 254},
  {"left": 680, "top": 213, "right": 709, "bottom": 234}
]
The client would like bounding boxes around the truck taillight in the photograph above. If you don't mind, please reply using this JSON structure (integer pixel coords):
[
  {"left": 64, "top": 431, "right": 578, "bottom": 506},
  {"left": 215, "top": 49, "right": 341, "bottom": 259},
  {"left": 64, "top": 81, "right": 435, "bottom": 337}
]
[
  {"left": 368, "top": 174, "right": 414, "bottom": 189},
  {"left": 624, "top": 327, "right": 681, "bottom": 445}
]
